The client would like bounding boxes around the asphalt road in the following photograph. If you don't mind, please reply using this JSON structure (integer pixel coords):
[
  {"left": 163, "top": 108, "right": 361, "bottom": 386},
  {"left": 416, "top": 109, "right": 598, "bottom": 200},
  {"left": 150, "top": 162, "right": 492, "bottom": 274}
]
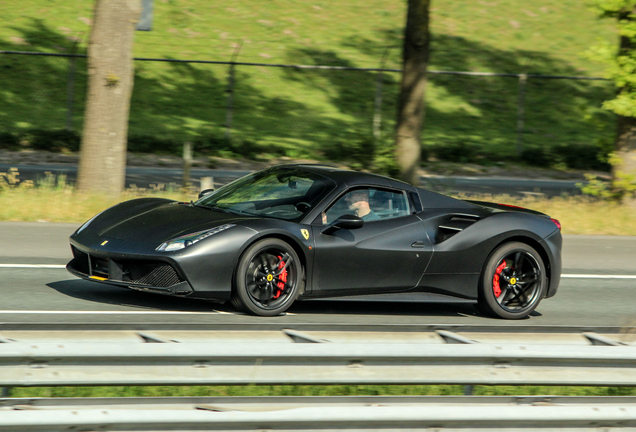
[
  {"left": 0, "top": 222, "right": 634, "bottom": 327},
  {"left": 0, "top": 163, "right": 583, "bottom": 197}
]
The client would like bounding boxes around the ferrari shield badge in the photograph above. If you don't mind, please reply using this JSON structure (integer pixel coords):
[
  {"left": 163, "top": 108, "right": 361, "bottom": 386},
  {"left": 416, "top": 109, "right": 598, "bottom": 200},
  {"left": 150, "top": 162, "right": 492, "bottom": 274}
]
[{"left": 300, "top": 229, "right": 310, "bottom": 240}]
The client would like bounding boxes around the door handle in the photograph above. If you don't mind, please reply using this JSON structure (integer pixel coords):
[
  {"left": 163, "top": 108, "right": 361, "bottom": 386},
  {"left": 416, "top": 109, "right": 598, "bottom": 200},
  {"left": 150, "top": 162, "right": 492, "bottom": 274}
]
[{"left": 411, "top": 241, "right": 426, "bottom": 248}]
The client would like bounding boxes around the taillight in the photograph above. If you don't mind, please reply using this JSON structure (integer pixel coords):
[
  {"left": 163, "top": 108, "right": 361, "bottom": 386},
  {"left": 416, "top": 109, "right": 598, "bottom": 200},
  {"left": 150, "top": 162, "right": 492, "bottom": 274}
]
[{"left": 550, "top": 218, "right": 561, "bottom": 231}]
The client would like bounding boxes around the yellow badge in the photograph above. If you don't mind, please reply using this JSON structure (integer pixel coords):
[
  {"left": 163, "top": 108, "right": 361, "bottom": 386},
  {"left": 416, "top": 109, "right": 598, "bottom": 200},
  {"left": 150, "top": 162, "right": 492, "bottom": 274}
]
[
  {"left": 101, "top": 240, "right": 109, "bottom": 246},
  {"left": 267, "top": 274, "right": 274, "bottom": 282},
  {"left": 301, "top": 229, "right": 310, "bottom": 240},
  {"left": 510, "top": 277, "right": 517, "bottom": 285}
]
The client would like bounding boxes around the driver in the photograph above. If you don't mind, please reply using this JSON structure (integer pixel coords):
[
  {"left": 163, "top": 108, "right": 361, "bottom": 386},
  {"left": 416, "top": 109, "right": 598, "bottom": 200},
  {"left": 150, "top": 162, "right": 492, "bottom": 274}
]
[{"left": 345, "top": 189, "right": 380, "bottom": 221}]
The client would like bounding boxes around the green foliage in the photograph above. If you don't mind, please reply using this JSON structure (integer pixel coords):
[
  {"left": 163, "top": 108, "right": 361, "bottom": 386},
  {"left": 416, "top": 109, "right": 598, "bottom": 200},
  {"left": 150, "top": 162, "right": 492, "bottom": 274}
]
[
  {"left": 127, "top": 135, "right": 181, "bottom": 154},
  {"left": 579, "top": 152, "right": 636, "bottom": 200},
  {"left": 430, "top": 142, "right": 478, "bottom": 163},
  {"left": 0, "top": 132, "right": 20, "bottom": 150},
  {"left": 586, "top": 1, "right": 636, "bottom": 117},
  {"left": 323, "top": 133, "right": 376, "bottom": 170},
  {"left": 551, "top": 142, "right": 611, "bottom": 170},
  {"left": 27, "top": 129, "right": 80, "bottom": 152},
  {"left": 0, "top": 129, "right": 80, "bottom": 152},
  {"left": 194, "top": 135, "right": 285, "bottom": 160}
]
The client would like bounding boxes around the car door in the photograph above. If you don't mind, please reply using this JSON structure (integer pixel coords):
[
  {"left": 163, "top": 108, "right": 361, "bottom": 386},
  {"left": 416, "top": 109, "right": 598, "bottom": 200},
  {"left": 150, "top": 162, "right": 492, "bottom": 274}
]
[{"left": 310, "top": 186, "right": 433, "bottom": 297}]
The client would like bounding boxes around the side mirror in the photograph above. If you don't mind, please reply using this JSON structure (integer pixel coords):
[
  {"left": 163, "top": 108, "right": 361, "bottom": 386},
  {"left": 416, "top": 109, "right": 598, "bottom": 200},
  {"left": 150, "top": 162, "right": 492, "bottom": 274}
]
[
  {"left": 321, "top": 214, "right": 364, "bottom": 235},
  {"left": 198, "top": 188, "right": 215, "bottom": 199}
]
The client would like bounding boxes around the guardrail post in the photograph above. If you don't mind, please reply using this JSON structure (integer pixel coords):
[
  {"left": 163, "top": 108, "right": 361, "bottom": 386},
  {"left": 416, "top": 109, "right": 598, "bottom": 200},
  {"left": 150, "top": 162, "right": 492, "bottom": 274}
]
[
  {"left": 1, "top": 386, "right": 11, "bottom": 397},
  {"left": 516, "top": 73, "right": 527, "bottom": 156},
  {"left": 200, "top": 176, "right": 214, "bottom": 192}
]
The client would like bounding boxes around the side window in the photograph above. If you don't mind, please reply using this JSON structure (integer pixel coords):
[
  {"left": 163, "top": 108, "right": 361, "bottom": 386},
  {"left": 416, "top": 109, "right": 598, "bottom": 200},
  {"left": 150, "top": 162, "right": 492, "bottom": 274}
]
[{"left": 320, "top": 187, "right": 411, "bottom": 225}]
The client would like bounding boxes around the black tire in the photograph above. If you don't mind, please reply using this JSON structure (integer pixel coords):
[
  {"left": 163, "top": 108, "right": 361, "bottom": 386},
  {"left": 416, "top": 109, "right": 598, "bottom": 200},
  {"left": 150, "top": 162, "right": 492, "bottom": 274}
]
[
  {"left": 477, "top": 242, "right": 547, "bottom": 319},
  {"left": 231, "top": 238, "right": 302, "bottom": 316}
]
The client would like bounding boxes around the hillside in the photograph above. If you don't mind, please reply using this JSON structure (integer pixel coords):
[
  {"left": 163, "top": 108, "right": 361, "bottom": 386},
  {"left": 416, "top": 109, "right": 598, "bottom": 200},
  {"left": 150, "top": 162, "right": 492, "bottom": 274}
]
[{"left": 0, "top": 0, "right": 619, "bottom": 171}]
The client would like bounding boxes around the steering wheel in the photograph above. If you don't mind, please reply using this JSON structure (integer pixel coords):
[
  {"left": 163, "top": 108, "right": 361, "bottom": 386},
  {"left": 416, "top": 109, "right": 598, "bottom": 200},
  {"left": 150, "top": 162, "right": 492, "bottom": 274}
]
[{"left": 295, "top": 202, "right": 312, "bottom": 212}]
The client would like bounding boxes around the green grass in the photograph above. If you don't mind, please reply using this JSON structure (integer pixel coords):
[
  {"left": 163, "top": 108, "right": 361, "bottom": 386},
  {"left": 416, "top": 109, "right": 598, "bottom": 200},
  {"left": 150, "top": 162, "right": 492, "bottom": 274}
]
[
  {"left": 8, "top": 385, "right": 636, "bottom": 398},
  {"left": 0, "top": 0, "right": 620, "bottom": 170}
]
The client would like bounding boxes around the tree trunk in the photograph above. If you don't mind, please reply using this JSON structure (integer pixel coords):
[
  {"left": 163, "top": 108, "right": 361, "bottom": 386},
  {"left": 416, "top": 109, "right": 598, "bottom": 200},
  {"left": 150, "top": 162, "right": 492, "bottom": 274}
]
[
  {"left": 614, "top": 115, "right": 636, "bottom": 204},
  {"left": 395, "top": 0, "right": 430, "bottom": 185},
  {"left": 613, "top": 10, "right": 636, "bottom": 205},
  {"left": 77, "top": 0, "right": 141, "bottom": 196}
]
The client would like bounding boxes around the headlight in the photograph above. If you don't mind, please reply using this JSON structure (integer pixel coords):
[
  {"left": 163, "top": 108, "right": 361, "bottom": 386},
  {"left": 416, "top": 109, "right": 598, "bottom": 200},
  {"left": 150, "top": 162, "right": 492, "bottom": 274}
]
[{"left": 156, "top": 224, "right": 235, "bottom": 252}]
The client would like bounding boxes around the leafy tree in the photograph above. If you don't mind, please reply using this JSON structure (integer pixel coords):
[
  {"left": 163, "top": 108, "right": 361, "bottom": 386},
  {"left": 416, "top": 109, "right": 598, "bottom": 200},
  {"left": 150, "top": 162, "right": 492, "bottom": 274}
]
[
  {"left": 395, "top": 0, "right": 431, "bottom": 185},
  {"left": 587, "top": 0, "right": 636, "bottom": 203},
  {"left": 77, "top": 0, "right": 141, "bottom": 196}
]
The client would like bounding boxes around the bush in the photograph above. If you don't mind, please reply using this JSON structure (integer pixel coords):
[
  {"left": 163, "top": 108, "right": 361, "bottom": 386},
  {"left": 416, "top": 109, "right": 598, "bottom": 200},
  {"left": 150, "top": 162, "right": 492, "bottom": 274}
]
[
  {"left": 552, "top": 143, "right": 610, "bottom": 171},
  {"left": 127, "top": 135, "right": 181, "bottom": 154},
  {"left": 431, "top": 141, "right": 476, "bottom": 163},
  {"left": 520, "top": 145, "right": 551, "bottom": 167},
  {"left": 25, "top": 129, "right": 81, "bottom": 152},
  {"left": 194, "top": 135, "right": 273, "bottom": 159},
  {"left": 0, "top": 132, "right": 20, "bottom": 150},
  {"left": 323, "top": 134, "right": 376, "bottom": 169}
]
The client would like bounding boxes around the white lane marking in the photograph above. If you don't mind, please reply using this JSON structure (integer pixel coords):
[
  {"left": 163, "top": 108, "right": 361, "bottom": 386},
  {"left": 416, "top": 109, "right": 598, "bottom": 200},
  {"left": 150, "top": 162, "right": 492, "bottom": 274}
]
[
  {"left": 0, "top": 264, "right": 66, "bottom": 269},
  {"left": 561, "top": 274, "right": 636, "bottom": 279},
  {"left": 0, "top": 310, "right": 220, "bottom": 315}
]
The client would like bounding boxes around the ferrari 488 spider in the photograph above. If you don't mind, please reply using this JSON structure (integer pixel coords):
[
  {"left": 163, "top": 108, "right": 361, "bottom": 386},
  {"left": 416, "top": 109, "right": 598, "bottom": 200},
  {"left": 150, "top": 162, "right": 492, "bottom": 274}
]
[{"left": 67, "top": 165, "right": 562, "bottom": 319}]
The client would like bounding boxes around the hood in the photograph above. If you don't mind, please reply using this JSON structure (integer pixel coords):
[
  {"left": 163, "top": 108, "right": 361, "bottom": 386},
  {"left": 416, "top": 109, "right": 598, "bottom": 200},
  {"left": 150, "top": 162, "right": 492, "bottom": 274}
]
[{"left": 91, "top": 199, "right": 251, "bottom": 244}]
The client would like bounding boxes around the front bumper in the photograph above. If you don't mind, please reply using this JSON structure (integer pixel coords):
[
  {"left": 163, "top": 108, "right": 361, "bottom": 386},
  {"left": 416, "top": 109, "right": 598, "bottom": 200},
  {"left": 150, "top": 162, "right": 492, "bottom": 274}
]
[{"left": 67, "top": 244, "right": 194, "bottom": 296}]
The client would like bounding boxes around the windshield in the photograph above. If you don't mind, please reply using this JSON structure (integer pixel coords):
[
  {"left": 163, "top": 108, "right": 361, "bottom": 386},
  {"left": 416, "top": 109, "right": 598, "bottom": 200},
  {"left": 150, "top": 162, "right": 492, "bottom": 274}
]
[{"left": 195, "top": 167, "right": 335, "bottom": 221}]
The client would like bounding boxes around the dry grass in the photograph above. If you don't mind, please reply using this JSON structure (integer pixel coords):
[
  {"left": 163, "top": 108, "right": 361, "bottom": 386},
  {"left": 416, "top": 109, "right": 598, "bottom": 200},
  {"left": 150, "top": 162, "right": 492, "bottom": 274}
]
[
  {"left": 0, "top": 169, "right": 193, "bottom": 223},
  {"left": 465, "top": 194, "right": 636, "bottom": 236},
  {"left": 1, "top": 169, "right": 634, "bottom": 235}
]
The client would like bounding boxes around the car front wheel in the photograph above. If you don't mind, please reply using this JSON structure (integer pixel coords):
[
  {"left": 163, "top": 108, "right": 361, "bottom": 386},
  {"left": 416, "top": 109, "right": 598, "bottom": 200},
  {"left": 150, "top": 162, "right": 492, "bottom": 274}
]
[
  {"left": 231, "top": 238, "right": 302, "bottom": 316},
  {"left": 477, "top": 242, "right": 547, "bottom": 319}
]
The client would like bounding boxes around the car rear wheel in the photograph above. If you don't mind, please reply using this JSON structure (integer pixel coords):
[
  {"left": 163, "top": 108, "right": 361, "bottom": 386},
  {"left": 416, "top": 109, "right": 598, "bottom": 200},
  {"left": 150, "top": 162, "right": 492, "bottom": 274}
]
[
  {"left": 231, "top": 238, "right": 302, "bottom": 316},
  {"left": 477, "top": 242, "right": 547, "bottom": 319}
]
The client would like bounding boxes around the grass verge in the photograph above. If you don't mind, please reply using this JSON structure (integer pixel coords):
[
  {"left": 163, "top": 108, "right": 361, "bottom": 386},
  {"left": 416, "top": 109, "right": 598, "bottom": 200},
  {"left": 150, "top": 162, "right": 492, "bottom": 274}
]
[
  {"left": 1, "top": 170, "right": 634, "bottom": 235},
  {"left": 7, "top": 385, "right": 636, "bottom": 398}
]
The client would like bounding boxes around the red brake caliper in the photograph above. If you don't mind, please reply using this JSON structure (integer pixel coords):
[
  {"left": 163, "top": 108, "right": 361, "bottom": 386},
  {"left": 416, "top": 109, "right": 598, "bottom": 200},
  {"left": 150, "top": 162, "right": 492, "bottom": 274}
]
[
  {"left": 272, "top": 256, "right": 288, "bottom": 299},
  {"left": 492, "top": 260, "right": 506, "bottom": 298}
]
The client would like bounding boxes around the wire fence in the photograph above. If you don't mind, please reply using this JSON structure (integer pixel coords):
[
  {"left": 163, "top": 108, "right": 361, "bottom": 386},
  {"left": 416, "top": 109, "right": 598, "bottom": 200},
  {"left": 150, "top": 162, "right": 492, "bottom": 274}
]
[{"left": 0, "top": 49, "right": 614, "bottom": 165}]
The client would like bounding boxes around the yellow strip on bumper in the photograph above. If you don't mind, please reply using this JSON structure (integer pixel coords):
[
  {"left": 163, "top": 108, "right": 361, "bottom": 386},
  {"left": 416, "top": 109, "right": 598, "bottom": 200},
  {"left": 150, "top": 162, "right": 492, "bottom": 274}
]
[{"left": 89, "top": 276, "right": 107, "bottom": 281}]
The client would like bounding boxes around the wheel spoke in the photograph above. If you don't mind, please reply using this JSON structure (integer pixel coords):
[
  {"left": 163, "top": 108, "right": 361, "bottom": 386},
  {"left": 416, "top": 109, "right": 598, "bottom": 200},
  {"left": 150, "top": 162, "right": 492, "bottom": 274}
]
[
  {"left": 263, "top": 283, "right": 274, "bottom": 306},
  {"left": 274, "top": 254, "right": 292, "bottom": 276},
  {"left": 246, "top": 281, "right": 260, "bottom": 297},
  {"left": 510, "top": 287, "right": 528, "bottom": 306},
  {"left": 497, "top": 286, "right": 512, "bottom": 304},
  {"left": 259, "top": 254, "right": 269, "bottom": 272},
  {"left": 516, "top": 275, "right": 537, "bottom": 286},
  {"left": 513, "top": 252, "right": 522, "bottom": 273}
]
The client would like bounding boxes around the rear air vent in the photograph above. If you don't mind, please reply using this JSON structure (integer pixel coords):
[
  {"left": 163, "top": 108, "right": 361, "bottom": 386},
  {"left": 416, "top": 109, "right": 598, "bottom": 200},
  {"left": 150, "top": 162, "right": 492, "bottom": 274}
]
[{"left": 436, "top": 214, "right": 480, "bottom": 242}]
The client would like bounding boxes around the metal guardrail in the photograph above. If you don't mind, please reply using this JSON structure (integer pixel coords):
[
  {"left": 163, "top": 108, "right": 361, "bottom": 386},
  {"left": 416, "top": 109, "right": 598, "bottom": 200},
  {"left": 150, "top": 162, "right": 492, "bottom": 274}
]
[
  {"left": 2, "top": 327, "right": 635, "bottom": 344},
  {"left": 2, "top": 396, "right": 636, "bottom": 431},
  {"left": 1, "top": 329, "right": 636, "bottom": 430},
  {"left": 1, "top": 339, "right": 635, "bottom": 386}
]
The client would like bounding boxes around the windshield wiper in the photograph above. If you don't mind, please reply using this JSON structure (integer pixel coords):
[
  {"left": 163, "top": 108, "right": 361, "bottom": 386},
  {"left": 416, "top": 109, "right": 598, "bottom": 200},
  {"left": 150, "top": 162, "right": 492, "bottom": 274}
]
[{"left": 192, "top": 203, "right": 229, "bottom": 213}]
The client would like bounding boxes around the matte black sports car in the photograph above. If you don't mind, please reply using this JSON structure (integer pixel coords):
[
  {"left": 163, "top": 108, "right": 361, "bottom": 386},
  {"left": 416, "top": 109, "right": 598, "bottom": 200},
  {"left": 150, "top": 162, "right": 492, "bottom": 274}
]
[{"left": 67, "top": 165, "right": 562, "bottom": 319}]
